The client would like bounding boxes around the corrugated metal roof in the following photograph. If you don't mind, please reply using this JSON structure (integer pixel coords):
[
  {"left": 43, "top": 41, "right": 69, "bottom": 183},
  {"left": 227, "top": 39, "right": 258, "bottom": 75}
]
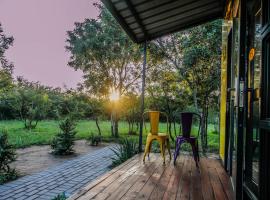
[{"left": 102, "top": 0, "right": 226, "bottom": 43}]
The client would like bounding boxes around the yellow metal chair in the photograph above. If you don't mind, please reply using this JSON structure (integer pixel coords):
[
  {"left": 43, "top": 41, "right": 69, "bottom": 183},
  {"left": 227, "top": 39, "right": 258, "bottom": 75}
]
[{"left": 143, "top": 111, "right": 171, "bottom": 164}]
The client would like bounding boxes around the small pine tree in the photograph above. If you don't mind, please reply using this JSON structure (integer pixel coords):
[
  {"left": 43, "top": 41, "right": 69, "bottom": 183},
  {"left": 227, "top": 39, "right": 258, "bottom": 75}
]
[
  {"left": 0, "top": 130, "right": 17, "bottom": 184},
  {"left": 51, "top": 118, "right": 77, "bottom": 155},
  {"left": 51, "top": 192, "right": 68, "bottom": 200}
]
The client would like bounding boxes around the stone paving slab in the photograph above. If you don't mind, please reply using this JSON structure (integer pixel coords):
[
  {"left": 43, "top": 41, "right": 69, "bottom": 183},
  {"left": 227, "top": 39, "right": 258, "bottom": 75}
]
[{"left": 0, "top": 146, "right": 114, "bottom": 200}]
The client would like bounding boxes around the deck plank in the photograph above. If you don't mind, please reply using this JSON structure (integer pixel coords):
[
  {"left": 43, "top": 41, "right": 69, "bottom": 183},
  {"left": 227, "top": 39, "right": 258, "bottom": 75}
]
[
  {"left": 69, "top": 155, "right": 140, "bottom": 200},
  {"left": 200, "top": 158, "right": 215, "bottom": 200},
  {"left": 205, "top": 159, "right": 227, "bottom": 200},
  {"left": 212, "top": 159, "right": 234, "bottom": 200},
  {"left": 190, "top": 159, "right": 203, "bottom": 200},
  {"left": 106, "top": 155, "right": 159, "bottom": 200},
  {"left": 134, "top": 160, "right": 167, "bottom": 200},
  {"left": 120, "top": 155, "right": 163, "bottom": 200},
  {"left": 92, "top": 161, "right": 143, "bottom": 200},
  {"left": 162, "top": 156, "right": 185, "bottom": 200},
  {"left": 68, "top": 154, "right": 234, "bottom": 200},
  {"left": 149, "top": 160, "right": 174, "bottom": 200},
  {"left": 177, "top": 155, "right": 191, "bottom": 200},
  {"left": 76, "top": 155, "right": 142, "bottom": 200}
]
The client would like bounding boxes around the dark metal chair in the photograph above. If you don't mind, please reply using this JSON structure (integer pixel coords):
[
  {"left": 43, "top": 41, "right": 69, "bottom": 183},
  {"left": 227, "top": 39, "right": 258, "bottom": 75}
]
[{"left": 173, "top": 112, "right": 201, "bottom": 167}]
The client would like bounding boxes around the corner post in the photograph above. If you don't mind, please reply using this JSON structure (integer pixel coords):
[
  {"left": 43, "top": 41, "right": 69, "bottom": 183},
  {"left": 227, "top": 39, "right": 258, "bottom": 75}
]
[{"left": 139, "top": 41, "right": 147, "bottom": 152}]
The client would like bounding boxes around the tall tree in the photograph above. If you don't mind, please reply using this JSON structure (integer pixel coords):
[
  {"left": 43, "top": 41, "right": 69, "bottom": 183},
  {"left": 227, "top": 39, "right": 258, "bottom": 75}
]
[
  {"left": 150, "top": 20, "right": 222, "bottom": 151},
  {"left": 7, "top": 78, "right": 50, "bottom": 129},
  {"left": 66, "top": 4, "right": 142, "bottom": 137},
  {"left": 181, "top": 20, "right": 222, "bottom": 150},
  {"left": 0, "top": 23, "right": 14, "bottom": 92},
  {"left": 146, "top": 62, "right": 190, "bottom": 141}
]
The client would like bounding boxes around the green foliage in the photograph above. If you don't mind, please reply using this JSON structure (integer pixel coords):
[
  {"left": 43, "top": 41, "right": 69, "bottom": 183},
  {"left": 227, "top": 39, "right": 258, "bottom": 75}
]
[
  {"left": 0, "top": 130, "right": 18, "bottom": 184},
  {"left": 51, "top": 118, "right": 77, "bottom": 155},
  {"left": 0, "top": 120, "right": 219, "bottom": 152},
  {"left": 110, "top": 138, "right": 138, "bottom": 168},
  {"left": 0, "top": 24, "right": 15, "bottom": 120},
  {"left": 149, "top": 20, "right": 222, "bottom": 151},
  {"left": 51, "top": 192, "right": 67, "bottom": 200},
  {"left": 88, "top": 132, "right": 102, "bottom": 146},
  {"left": 119, "top": 93, "right": 140, "bottom": 135},
  {"left": 66, "top": 4, "right": 141, "bottom": 97},
  {"left": 150, "top": 141, "right": 161, "bottom": 153},
  {"left": 66, "top": 3, "right": 144, "bottom": 138},
  {"left": 8, "top": 83, "right": 49, "bottom": 129},
  {"left": 0, "top": 23, "right": 14, "bottom": 91}
]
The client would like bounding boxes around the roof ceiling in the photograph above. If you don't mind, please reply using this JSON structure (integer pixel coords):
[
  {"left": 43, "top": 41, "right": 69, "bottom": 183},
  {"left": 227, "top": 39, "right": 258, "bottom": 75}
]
[{"left": 102, "top": 0, "right": 226, "bottom": 43}]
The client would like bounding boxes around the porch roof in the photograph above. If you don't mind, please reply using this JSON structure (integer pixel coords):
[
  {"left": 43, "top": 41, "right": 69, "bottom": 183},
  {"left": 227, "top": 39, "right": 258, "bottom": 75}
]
[{"left": 101, "top": 0, "right": 226, "bottom": 43}]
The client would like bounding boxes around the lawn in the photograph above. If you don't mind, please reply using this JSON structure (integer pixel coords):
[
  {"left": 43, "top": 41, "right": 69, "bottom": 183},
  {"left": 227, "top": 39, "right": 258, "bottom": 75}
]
[{"left": 0, "top": 120, "right": 220, "bottom": 152}]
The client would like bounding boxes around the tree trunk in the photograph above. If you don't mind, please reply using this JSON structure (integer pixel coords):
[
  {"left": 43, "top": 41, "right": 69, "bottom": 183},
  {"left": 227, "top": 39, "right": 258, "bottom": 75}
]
[
  {"left": 168, "top": 118, "right": 174, "bottom": 142},
  {"left": 200, "top": 100, "right": 209, "bottom": 152},
  {"left": 205, "top": 104, "right": 209, "bottom": 148},
  {"left": 114, "top": 118, "right": 119, "bottom": 138},
  {"left": 193, "top": 88, "right": 199, "bottom": 112},
  {"left": 111, "top": 113, "right": 114, "bottom": 137},
  {"left": 95, "top": 117, "right": 101, "bottom": 136}
]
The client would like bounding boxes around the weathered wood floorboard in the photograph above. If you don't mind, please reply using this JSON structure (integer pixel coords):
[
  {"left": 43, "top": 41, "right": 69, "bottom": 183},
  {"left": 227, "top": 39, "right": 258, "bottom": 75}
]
[{"left": 68, "top": 154, "right": 234, "bottom": 200}]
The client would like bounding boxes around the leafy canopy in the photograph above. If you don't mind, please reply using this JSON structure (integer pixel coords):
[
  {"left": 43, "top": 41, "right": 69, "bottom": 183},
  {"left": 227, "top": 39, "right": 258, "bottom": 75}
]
[{"left": 66, "top": 4, "right": 141, "bottom": 97}]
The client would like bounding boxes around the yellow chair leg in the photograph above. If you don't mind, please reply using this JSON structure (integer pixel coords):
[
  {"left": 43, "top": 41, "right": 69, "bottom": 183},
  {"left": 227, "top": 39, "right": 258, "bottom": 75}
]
[
  {"left": 158, "top": 139, "right": 165, "bottom": 164},
  {"left": 143, "top": 137, "right": 152, "bottom": 162},
  {"left": 148, "top": 140, "right": 152, "bottom": 159}
]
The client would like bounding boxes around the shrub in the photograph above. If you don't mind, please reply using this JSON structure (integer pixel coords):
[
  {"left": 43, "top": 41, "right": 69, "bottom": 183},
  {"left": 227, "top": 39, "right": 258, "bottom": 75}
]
[
  {"left": 87, "top": 133, "right": 101, "bottom": 146},
  {"left": 51, "top": 192, "right": 67, "bottom": 200},
  {"left": 51, "top": 118, "right": 77, "bottom": 155},
  {"left": 110, "top": 138, "right": 138, "bottom": 168},
  {"left": 151, "top": 141, "right": 161, "bottom": 153},
  {"left": 0, "top": 130, "right": 18, "bottom": 184},
  {"left": 128, "top": 130, "right": 137, "bottom": 135}
]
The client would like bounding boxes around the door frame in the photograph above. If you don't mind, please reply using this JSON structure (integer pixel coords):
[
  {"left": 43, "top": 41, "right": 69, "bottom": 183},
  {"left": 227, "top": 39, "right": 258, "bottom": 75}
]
[{"left": 243, "top": 1, "right": 262, "bottom": 198}]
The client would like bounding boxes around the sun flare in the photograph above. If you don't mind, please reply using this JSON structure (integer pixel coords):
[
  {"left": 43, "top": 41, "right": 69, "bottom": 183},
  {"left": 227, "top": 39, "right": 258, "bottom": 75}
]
[{"left": 109, "top": 89, "right": 120, "bottom": 101}]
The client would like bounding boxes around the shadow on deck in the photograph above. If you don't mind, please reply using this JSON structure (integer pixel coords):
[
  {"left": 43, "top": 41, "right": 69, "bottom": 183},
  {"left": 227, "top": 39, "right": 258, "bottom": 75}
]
[{"left": 68, "top": 153, "right": 234, "bottom": 200}]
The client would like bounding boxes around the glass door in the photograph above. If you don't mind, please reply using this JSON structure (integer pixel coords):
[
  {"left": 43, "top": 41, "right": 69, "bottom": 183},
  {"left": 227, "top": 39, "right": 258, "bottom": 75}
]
[
  {"left": 245, "top": 4, "right": 262, "bottom": 197},
  {"left": 259, "top": 0, "right": 270, "bottom": 198},
  {"left": 244, "top": 0, "right": 270, "bottom": 198}
]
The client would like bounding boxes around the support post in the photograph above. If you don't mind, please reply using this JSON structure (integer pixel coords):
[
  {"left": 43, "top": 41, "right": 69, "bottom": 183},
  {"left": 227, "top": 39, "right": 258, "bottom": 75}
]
[{"left": 139, "top": 41, "right": 147, "bottom": 152}]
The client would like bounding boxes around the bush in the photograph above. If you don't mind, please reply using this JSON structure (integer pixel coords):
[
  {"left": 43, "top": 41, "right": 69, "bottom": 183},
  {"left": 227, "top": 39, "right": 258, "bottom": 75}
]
[
  {"left": 51, "top": 118, "right": 77, "bottom": 155},
  {"left": 110, "top": 138, "right": 138, "bottom": 168},
  {"left": 128, "top": 130, "right": 137, "bottom": 135},
  {"left": 51, "top": 192, "right": 67, "bottom": 200},
  {"left": 87, "top": 133, "right": 101, "bottom": 146},
  {"left": 151, "top": 141, "right": 161, "bottom": 153},
  {"left": 0, "top": 130, "right": 18, "bottom": 184}
]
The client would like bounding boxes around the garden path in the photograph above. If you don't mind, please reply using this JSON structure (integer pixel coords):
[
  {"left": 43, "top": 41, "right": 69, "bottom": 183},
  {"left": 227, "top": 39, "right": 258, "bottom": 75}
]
[{"left": 0, "top": 146, "right": 114, "bottom": 200}]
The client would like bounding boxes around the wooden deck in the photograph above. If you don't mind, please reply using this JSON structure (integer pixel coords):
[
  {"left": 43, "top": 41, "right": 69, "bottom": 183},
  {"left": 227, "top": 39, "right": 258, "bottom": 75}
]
[{"left": 68, "top": 154, "right": 234, "bottom": 200}]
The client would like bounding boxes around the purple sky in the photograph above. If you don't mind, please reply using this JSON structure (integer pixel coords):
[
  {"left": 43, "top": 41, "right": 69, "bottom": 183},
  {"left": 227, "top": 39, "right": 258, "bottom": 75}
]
[{"left": 0, "top": 0, "right": 99, "bottom": 88}]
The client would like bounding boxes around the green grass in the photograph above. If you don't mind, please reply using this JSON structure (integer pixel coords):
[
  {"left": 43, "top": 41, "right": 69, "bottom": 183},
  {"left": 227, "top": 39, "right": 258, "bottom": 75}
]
[{"left": 0, "top": 120, "right": 219, "bottom": 152}]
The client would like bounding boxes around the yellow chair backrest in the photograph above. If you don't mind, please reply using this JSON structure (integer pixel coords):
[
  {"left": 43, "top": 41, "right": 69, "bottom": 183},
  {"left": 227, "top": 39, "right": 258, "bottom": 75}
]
[{"left": 149, "top": 111, "right": 160, "bottom": 135}]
